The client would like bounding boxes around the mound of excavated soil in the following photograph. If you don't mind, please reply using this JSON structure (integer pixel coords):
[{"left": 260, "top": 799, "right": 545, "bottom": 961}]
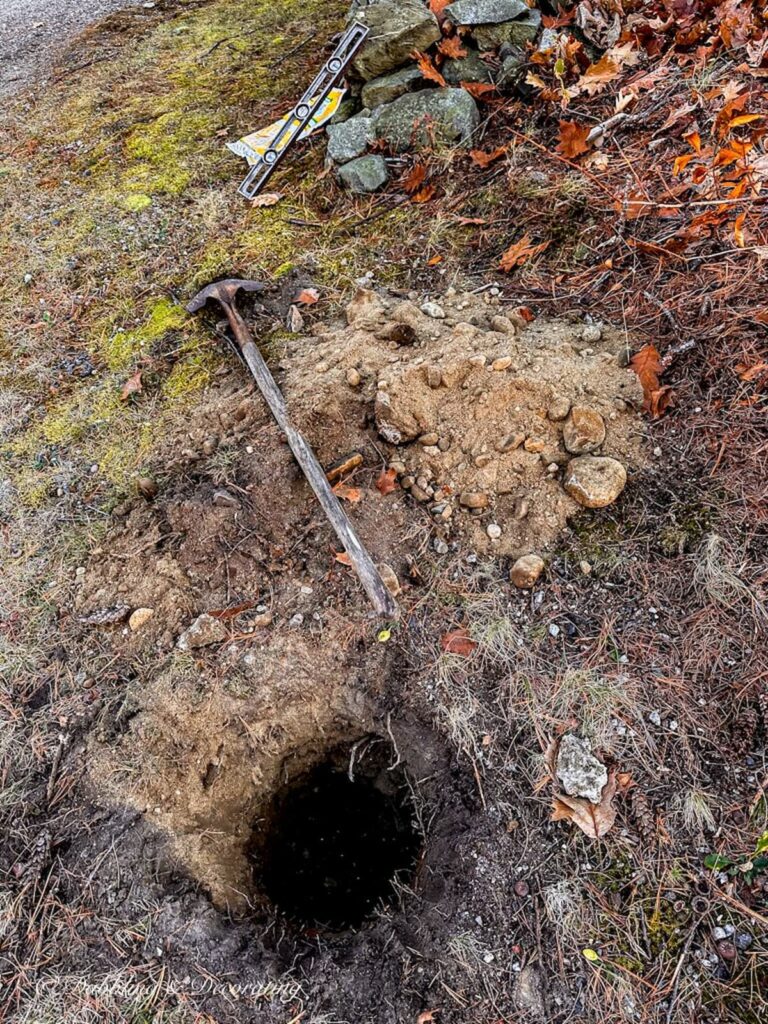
[{"left": 282, "top": 286, "right": 646, "bottom": 558}]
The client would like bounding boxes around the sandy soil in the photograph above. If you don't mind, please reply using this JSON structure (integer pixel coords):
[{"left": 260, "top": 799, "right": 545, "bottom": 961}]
[{"left": 0, "top": 0, "right": 130, "bottom": 95}]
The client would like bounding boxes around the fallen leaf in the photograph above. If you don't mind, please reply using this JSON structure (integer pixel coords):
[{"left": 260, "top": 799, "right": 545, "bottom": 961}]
[
  {"left": 440, "top": 627, "right": 477, "bottom": 657},
  {"left": 551, "top": 772, "right": 618, "bottom": 839},
  {"left": 403, "top": 163, "right": 428, "bottom": 194},
  {"left": 334, "top": 551, "right": 352, "bottom": 566},
  {"left": 251, "top": 192, "right": 283, "bottom": 207},
  {"left": 120, "top": 370, "right": 143, "bottom": 401},
  {"left": 460, "top": 81, "right": 498, "bottom": 100},
  {"left": 515, "top": 305, "right": 535, "bottom": 323},
  {"left": 295, "top": 287, "right": 319, "bottom": 305},
  {"left": 735, "top": 361, "right": 768, "bottom": 382},
  {"left": 332, "top": 482, "right": 362, "bottom": 503},
  {"left": 499, "top": 234, "right": 549, "bottom": 272},
  {"left": 413, "top": 50, "right": 447, "bottom": 87},
  {"left": 470, "top": 145, "right": 507, "bottom": 168},
  {"left": 438, "top": 35, "right": 467, "bottom": 58},
  {"left": 429, "top": 0, "right": 451, "bottom": 19},
  {"left": 208, "top": 600, "right": 256, "bottom": 620},
  {"left": 375, "top": 467, "right": 398, "bottom": 495},
  {"left": 630, "top": 344, "right": 677, "bottom": 417},
  {"left": 576, "top": 54, "right": 620, "bottom": 96},
  {"left": 734, "top": 211, "right": 746, "bottom": 247},
  {"left": 417, "top": 1012, "right": 438, "bottom": 1024},
  {"left": 412, "top": 183, "right": 437, "bottom": 203},
  {"left": 557, "top": 120, "right": 591, "bottom": 159},
  {"left": 426, "top": 254, "right": 443, "bottom": 266}
]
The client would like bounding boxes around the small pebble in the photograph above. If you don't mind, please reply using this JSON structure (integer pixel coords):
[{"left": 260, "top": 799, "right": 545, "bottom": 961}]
[
  {"left": 487, "top": 523, "right": 502, "bottom": 540},
  {"left": 548, "top": 624, "right": 560, "bottom": 638},
  {"left": 492, "top": 356, "right": 512, "bottom": 371},
  {"left": 433, "top": 538, "right": 449, "bottom": 554},
  {"left": 421, "top": 301, "right": 445, "bottom": 319},
  {"left": 346, "top": 367, "right": 361, "bottom": 387},
  {"left": 648, "top": 710, "right": 661, "bottom": 727},
  {"left": 582, "top": 324, "right": 602, "bottom": 343}
]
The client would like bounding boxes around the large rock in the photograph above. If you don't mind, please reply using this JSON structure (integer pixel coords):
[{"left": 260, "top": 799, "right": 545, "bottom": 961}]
[
  {"left": 361, "top": 66, "right": 422, "bottom": 108},
  {"left": 350, "top": 0, "right": 442, "bottom": 80},
  {"left": 338, "top": 154, "right": 389, "bottom": 193},
  {"left": 474, "top": 10, "right": 542, "bottom": 48},
  {"left": 556, "top": 734, "right": 608, "bottom": 804},
  {"left": 372, "top": 88, "right": 480, "bottom": 152},
  {"left": 326, "top": 117, "right": 373, "bottom": 164},
  {"left": 564, "top": 456, "right": 627, "bottom": 508},
  {"left": 562, "top": 406, "right": 606, "bottom": 454},
  {"left": 444, "top": 0, "right": 528, "bottom": 24},
  {"left": 442, "top": 51, "right": 494, "bottom": 86}
]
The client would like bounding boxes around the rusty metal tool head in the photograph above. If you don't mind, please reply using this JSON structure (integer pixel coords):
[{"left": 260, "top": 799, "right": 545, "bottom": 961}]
[{"left": 186, "top": 278, "right": 266, "bottom": 314}]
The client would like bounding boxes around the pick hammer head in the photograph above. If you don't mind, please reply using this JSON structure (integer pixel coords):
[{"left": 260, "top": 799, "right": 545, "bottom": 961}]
[{"left": 186, "top": 278, "right": 266, "bottom": 313}]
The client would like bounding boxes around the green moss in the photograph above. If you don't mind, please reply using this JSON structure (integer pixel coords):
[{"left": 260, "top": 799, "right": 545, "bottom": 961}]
[{"left": 101, "top": 299, "right": 188, "bottom": 372}]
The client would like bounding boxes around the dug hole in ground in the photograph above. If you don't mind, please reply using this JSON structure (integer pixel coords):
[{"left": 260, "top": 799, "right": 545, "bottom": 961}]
[{"left": 0, "top": 1, "right": 766, "bottom": 1023}]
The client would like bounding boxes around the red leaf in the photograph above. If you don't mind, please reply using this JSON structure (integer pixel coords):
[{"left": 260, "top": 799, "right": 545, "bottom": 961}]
[
  {"left": 334, "top": 551, "right": 353, "bottom": 566},
  {"left": 441, "top": 627, "right": 477, "bottom": 657},
  {"left": 556, "top": 120, "right": 591, "bottom": 159},
  {"left": 120, "top": 370, "right": 143, "bottom": 401},
  {"left": 295, "top": 287, "right": 319, "bottom": 305},
  {"left": 375, "top": 468, "right": 398, "bottom": 495}
]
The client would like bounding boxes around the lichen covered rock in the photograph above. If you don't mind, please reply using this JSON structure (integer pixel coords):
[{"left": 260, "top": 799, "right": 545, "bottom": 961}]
[
  {"left": 372, "top": 87, "right": 480, "bottom": 152},
  {"left": 350, "top": 0, "right": 442, "bottom": 80}
]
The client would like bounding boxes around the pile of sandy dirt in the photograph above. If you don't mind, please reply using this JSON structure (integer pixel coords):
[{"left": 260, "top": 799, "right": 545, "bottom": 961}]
[{"left": 282, "top": 286, "right": 646, "bottom": 558}]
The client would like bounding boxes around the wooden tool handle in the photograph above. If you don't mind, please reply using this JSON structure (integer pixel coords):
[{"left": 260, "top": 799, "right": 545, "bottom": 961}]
[{"left": 226, "top": 311, "right": 398, "bottom": 619}]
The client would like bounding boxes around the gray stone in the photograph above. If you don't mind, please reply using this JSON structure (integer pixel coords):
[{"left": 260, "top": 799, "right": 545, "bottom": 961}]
[
  {"left": 556, "top": 734, "right": 608, "bottom": 804},
  {"left": 444, "top": 0, "right": 528, "bottom": 25},
  {"left": 513, "top": 964, "right": 547, "bottom": 1019},
  {"left": 337, "top": 154, "right": 389, "bottom": 193},
  {"left": 372, "top": 88, "right": 479, "bottom": 152},
  {"left": 474, "top": 9, "right": 542, "bottom": 48},
  {"left": 350, "top": 0, "right": 442, "bottom": 80},
  {"left": 442, "top": 51, "right": 494, "bottom": 86},
  {"left": 497, "top": 48, "right": 526, "bottom": 90},
  {"left": 326, "top": 117, "right": 374, "bottom": 164},
  {"left": 177, "top": 613, "right": 227, "bottom": 651},
  {"left": 361, "top": 65, "right": 423, "bottom": 108}
]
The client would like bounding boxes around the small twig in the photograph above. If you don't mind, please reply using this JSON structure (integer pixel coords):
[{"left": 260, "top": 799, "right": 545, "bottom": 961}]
[
  {"left": 46, "top": 733, "right": 69, "bottom": 805},
  {"left": 386, "top": 714, "right": 402, "bottom": 772}
]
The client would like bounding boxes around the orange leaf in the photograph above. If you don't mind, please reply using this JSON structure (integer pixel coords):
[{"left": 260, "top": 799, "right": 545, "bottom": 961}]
[
  {"left": 556, "top": 120, "right": 591, "bottom": 159},
  {"left": 498, "top": 234, "right": 549, "bottom": 273},
  {"left": 736, "top": 362, "right": 768, "bottom": 382},
  {"left": 470, "top": 145, "right": 507, "bottom": 168},
  {"left": 630, "top": 343, "right": 674, "bottom": 418},
  {"left": 440, "top": 627, "right": 477, "bottom": 657},
  {"left": 120, "top": 370, "right": 143, "bottom": 401},
  {"left": 729, "top": 113, "right": 762, "bottom": 128},
  {"left": 460, "top": 81, "right": 497, "bottom": 100},
  {"left": 672, "top": 152, "right": 695, "bottom": 175},
  {"left": 515, "top": 305, "right": 535, "bottom": 322},
  {"left": 426, "top": 254, "right": 443, "bottom": 266},
  {"left": 332, "top": 483, "right": 362, "bottom": 503},
  {"left": 375, "top": 468, "right": 398, "bottom": 495},
  {"left": 684, "top": 129, "right": 702, "bottom": 153},
  {"left": 578, "top": 55, "right": 620, "bottom": 96},
  {"left": 334, "top": 551, "right": 353, "bottom": 566},
  {"left": 438, "top": 35, "right": 468, "bottom": 58},
  {"left": 412, "top": 183, "right": 437, "bottom": 203},
  {"left": 429, "top": 0, "right": 451, "bottom": 19},
  {"left": 734, "top": 211, "right": 746, "bottom": 247},
  {"left": 403, "top": 163, "right": 428, "bottom": 194},
  {"left": 413, "top": 50, "right": 446, "bottom": 87},
  {"left": 295, "top": 287, "right": 319, "bottom": 305}
]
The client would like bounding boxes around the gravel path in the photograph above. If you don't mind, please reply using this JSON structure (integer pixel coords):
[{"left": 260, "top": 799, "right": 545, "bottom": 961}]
[{"left": 0, "top": 0, "right": 132, "bottom": 97}]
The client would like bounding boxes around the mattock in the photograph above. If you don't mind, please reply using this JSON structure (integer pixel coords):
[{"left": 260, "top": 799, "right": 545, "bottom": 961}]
[{"left": 186, "top": 278, "right": 399, "bottom": 620}]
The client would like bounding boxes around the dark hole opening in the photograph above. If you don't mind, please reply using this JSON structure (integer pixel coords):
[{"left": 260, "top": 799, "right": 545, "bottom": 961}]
[{"left": 254, "top": 737, "right": 421, "bottom": 930}]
